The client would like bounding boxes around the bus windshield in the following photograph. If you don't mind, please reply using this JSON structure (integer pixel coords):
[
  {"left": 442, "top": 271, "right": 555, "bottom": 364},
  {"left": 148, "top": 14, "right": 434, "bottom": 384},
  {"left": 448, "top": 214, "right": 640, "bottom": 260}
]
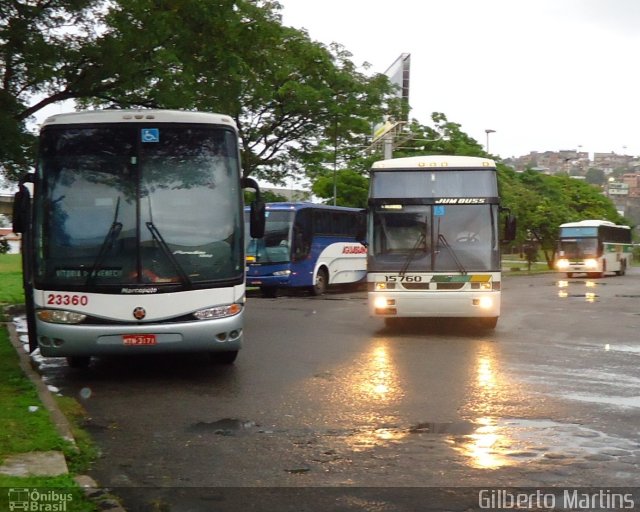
[
  {"left": 245, "top": 210, "right": 294, "bottom": 264},
  {"left": 370, "top": 203, "right": 500, "bottom": 272},
  {"left": 371, "top": 170, "right": 498, "bottom": 198},
  {"left": 34, "top": 123, "right": 243, "bottom": 290},
  {"left": 558, "top": 238, "right": 599, "bottom": 258}
]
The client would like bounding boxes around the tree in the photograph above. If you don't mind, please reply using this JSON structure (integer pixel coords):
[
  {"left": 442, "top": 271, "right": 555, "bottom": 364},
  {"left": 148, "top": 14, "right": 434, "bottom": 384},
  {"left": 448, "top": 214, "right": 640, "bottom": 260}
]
[
  {"left": 311, "top": 170, "right": 368, "bottom": 208},
  {"left": 0, "top": 238, "right": 9, "bottom": 255},
  {"left": 1, "top": 0, "right": 395, "bottom": 184},
  {"left": 584, "top": 168, "right": 605, "bottom": 186}
]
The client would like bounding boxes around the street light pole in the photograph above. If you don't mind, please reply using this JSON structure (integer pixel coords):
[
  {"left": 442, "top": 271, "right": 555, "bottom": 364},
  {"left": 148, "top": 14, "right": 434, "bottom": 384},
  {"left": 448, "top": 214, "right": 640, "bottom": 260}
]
[{"left": 485, "top": 129, "right": 496, "bottom": 154}]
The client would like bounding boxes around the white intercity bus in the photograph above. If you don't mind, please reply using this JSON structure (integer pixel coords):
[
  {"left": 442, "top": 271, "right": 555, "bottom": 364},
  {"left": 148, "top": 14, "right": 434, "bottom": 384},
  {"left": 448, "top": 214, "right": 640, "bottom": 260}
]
[
  {"left": 364, "top": 155, "right": 515, "bottom": 329},
  {"left": 13, "top": 109, "right": 265, "bottom": 367},
  {"left": 555, "top": 219, "right": 632, "bottom": 278}
]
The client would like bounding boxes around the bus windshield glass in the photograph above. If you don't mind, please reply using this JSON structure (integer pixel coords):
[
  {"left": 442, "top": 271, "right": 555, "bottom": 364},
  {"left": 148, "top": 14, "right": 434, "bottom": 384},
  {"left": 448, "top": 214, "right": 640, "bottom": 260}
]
[
  {"left": 558, "top": 238, "right": 599, "bottom": 258},
  {"left": 370, "top": 203, "right": 500, "bottom": 272},
  {"left": 34, "top": 123, "right": 243, "bottom": 289},
  {"left": 245, "top": 210, "right": 294, "bottom": 264},
  {"left": 371, "top": 170, "right": 498, "bottom": 198}
]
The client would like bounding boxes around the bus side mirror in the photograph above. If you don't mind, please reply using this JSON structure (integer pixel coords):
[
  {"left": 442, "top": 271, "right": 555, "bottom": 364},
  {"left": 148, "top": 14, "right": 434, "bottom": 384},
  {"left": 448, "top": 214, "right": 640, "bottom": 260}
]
[
  {"left": 503, "top": 214, "right": 516, "bottom": 242},
  {"left": 241, "top": 177, "right": 265, "bottom": 239},
  {"left": 355, "top": 209, "right": 367, "bottom": 246},
  {"left": 12, "top": 183, "right": 31, "bottom": 234},
  {"left": 250, "top": 200, "right": 265, "bottom": 239}
]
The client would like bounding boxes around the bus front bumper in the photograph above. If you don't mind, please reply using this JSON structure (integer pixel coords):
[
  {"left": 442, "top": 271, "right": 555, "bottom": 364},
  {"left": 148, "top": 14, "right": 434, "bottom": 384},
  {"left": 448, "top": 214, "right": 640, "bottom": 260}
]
[
  {"left": 35, "top": 312, "right": 244, "bottom": 358},
  {"left": 368, "top": 291, "right": 500, "bottom": 318}
]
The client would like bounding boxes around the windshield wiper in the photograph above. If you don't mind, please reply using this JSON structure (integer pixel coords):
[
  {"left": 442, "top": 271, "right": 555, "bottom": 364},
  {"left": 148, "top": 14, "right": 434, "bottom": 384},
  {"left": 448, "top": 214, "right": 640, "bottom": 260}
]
[
  {"left": 399, "top": 232, "right": 426, "bottom": 276},
  {"left": 145, "top": 221, "right": 192, "bottom": 288},
  {"left": 86, "top": 197, "right": 122, "bottom": 286},
  {"left": 437, "top": 234, "right": 467, "bottom": 275}
]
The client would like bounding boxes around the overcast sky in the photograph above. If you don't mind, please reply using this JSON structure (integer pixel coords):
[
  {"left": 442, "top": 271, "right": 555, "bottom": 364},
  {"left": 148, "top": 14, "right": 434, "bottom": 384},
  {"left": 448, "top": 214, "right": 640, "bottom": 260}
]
[{"left": 278, "top": 0, "right": 640, "bottom": 159}]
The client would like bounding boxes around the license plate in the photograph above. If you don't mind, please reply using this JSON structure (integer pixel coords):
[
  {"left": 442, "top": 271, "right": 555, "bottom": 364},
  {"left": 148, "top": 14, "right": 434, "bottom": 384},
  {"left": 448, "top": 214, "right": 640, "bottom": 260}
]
[{"left": 122, "top": 334, "right": 157, "bottom": 346}]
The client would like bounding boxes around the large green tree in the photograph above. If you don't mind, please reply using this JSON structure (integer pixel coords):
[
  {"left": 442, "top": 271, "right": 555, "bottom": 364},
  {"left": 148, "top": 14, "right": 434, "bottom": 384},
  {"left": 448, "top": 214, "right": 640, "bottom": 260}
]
[{"left": 1, "top": 0, "right": 394, "bottom": 184}]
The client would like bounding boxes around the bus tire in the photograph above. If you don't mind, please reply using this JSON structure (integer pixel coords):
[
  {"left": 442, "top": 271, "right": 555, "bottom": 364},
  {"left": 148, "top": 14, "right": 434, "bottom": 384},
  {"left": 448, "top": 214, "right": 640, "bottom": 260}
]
[
  {"left": 210, "top": 350, "right": 238, "bottom": 365},
  {"left": 616, "top": 260, "right": 626, "bottom": 276},
  {"left": 66, "top": 356, "right": 90, "bottom": 369},
  {"left": 260, "top": 287, "right": 278, "bottom": 298},
  {"left": 311, "top": 267, "right": 328, "bottom": 296}
]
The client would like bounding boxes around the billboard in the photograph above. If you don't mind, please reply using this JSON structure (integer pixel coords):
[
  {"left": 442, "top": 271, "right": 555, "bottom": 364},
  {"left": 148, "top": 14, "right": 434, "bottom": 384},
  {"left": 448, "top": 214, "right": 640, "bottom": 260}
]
[
  {"left": 371, "top": 53, "right": 411, "bottom": 145},
  {"left": 384, "top": 53, "right": 411, "bottom": 106}
]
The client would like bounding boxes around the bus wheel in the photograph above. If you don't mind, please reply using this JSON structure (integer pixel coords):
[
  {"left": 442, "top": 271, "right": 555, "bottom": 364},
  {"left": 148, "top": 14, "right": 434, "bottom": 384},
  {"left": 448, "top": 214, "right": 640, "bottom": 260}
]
[
  {"left": 260, "top": 287, "right": 278, "bottom": 298},
  {"left": 66, "top": 356, "right": 90, "bottom": 369},
  {"left": 210, "top": 351, "right": 238, "bottom": 365},
  {"left": 311, "top": 268, "right": 328, "bottom": 296}
]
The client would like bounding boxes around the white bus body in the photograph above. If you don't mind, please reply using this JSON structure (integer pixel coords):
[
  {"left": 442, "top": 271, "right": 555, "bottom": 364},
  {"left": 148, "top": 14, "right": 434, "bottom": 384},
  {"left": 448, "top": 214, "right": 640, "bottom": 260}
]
[
  {"left": 366, "top": 155, "right": 508, "bottom": 329},
  {"left": 555, "top": 220, "right": 632, "bottom": 278},
  {"left": 14, "top": 109, "right": 261, "bottom": 366}
]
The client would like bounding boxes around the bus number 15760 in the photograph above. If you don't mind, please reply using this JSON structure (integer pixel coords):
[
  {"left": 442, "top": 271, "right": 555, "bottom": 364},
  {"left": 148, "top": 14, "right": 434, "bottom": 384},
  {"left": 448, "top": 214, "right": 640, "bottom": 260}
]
[{"left": 385, "top": 275, "right": 423, "bottom": 283}]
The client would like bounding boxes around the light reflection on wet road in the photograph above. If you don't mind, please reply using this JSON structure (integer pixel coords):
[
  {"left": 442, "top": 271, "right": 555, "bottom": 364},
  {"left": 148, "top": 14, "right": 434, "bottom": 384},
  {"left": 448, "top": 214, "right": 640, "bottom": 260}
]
[{"left": 11, "top": 269, "right": 640, "bottom": 496}]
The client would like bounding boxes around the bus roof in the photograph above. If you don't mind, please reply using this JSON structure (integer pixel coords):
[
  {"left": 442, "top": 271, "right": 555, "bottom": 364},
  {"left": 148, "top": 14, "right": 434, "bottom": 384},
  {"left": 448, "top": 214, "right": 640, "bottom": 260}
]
[
  {"left": 371, "top": 155, "right": 496, "bottom": 170},
  {"left": 41, "top": 109, "right": 237, "bottom": 130},
  {"left": 559, "top": 220, "right": 630, "bottom": 229}
]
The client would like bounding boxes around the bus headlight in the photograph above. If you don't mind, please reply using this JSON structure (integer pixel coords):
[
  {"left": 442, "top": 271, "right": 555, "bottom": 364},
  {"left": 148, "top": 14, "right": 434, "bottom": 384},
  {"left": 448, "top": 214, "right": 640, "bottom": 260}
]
[
  {"left": 473, "top": 297, "right": 493, "bottom": 310},
  {"left": 193, "top": 303, "right": 242, "bottom": 320},
  {"left": 584, "top": 258, "right": 598, "bottom": 269},
  {"left": 272, "top": 270, "right": 291, "bottom": 277},
  {"left": 556, "top": 258, "right": 569, "bottom": 269},
  {"left": 374, "top": 296, "right": 394, "bottom": 309},
  {"left": 37, "top": 310, "right": 87, "bottom": 324}
]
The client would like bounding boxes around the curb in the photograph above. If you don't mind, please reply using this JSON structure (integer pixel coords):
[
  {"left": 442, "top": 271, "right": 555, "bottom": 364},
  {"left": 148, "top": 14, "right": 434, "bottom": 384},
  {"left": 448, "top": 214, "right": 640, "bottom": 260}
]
[{"left": 4, "top": 311, "right": 127, "bottom": 512}]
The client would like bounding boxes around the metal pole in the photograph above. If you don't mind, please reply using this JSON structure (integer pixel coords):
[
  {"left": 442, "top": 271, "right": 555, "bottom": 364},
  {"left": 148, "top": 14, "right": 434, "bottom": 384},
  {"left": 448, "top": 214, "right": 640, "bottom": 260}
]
[{"left": 485, "top": 129, "right": 495, "bottom": 154}]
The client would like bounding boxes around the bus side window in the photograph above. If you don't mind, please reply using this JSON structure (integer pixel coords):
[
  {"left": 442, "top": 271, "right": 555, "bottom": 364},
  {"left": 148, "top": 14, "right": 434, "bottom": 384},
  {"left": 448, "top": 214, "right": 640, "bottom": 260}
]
[{"left": 292, "top": 209, "right": 312, "bottom": 261}]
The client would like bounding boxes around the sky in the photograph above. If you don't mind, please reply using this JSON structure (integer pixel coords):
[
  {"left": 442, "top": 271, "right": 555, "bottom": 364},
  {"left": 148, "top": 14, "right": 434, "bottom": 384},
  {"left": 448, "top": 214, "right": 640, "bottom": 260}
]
[{"left": 277, "top": 0, "right": 640, "bottom": 160}]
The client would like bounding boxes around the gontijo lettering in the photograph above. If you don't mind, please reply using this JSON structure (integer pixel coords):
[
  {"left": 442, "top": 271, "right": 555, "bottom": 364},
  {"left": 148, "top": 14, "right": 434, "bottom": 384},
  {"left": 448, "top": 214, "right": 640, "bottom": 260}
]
[{"left": 342, "top": 245, "right": 367, "bottom": 254}]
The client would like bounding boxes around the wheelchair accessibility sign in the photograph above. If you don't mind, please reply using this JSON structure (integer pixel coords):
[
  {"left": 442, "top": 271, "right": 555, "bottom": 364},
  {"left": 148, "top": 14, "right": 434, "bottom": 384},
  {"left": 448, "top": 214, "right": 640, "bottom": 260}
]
[
  {"left": 141, "top": 128, "right": 160, "bottom": 143},
  {"left": 7, "top": 488, "right": 73, "bottom": 511}
]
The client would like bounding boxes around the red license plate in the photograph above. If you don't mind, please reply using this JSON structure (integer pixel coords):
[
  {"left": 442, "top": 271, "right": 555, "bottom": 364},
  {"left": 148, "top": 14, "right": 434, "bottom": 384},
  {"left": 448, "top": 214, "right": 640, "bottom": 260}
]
[{"left": 123, "top": 334, "right": 157, "bottom": 346}]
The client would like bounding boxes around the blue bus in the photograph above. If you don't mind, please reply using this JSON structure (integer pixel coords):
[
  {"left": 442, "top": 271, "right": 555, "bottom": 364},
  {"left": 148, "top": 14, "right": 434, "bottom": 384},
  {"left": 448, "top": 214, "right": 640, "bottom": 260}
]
[{"left": 244, "top": 203, "right": 367, "bottom": 297}]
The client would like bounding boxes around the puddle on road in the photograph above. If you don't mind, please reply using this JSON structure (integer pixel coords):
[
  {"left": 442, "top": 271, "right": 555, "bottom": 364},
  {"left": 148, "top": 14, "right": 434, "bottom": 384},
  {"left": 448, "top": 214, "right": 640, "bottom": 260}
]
[
  {"left": 441, "top": 417, "right": 640, "bottom": 470},
  {"left": 188, "top": 418, "right": 257, "bottom": 436}
]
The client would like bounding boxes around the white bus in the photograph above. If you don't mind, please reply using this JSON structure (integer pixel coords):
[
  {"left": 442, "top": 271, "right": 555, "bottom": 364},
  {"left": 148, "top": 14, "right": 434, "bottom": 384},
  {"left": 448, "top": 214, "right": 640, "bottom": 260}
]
[
  {"left": 12, "top": 109, "right": 265, "bottom": 368},
  {"left": 365, "top": 155, "right": 515, "bottom": 329},
  {"left": 555, "top": 220, "right": 632, "bottom": 278}
]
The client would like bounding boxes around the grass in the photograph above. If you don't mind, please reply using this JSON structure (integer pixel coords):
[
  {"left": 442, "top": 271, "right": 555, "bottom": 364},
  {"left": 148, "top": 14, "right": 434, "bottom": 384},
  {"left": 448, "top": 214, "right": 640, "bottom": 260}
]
[
  {"left": 0, "top": 254, "right": 97, "bottom": 510},
  {"left": 0, "top": 254, "right": 24, "bottom": 316}
]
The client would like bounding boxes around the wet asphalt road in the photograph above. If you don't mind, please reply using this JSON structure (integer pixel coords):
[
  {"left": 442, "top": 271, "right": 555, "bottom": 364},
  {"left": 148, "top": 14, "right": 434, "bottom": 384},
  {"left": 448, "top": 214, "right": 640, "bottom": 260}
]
[{"left": 32, "top": 269, "right": 640, "bottom": 510}]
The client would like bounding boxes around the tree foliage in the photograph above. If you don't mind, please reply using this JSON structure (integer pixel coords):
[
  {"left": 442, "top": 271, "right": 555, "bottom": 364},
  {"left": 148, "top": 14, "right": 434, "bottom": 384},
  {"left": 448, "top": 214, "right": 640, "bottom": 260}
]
[{"left": 1, "top": 0, "right": 395, "bottom": 184}]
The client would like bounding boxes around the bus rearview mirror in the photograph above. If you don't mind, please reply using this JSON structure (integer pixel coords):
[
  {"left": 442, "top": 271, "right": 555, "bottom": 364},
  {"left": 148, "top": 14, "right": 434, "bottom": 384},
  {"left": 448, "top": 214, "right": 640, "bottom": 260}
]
[
  {"left": 12, "top": 184, "right": 30, "bottom": 234},
  {"left": 250, "top": 200, "right": 265, "bottom": 239},
  {"left": 503, "top": 214, "right": 517, "bottom": 242}
]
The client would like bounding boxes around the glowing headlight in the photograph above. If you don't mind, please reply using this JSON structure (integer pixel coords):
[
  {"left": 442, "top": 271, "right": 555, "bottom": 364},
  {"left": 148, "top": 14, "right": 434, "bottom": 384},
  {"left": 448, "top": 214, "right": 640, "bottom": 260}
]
[
  {"left": 374, "top": 296, "right": 390, "bottom": 309},
  {"left": 193, "top": 303, "right": 242, "bottom": 320},
  {"left": 477, "top": 297, "right": 493, "bottom": 310},
  {"left": 272, "top": 270, "right": 292, "bottom": 277},
  {"left": 556, "top": 259, "right": 569, "bottom": 269},
  {"left": 584, "top": 259, "right": 598, "bottom": 269},
  {"left": 37, "top": 310, "right": 87, "bottom": 324}
]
